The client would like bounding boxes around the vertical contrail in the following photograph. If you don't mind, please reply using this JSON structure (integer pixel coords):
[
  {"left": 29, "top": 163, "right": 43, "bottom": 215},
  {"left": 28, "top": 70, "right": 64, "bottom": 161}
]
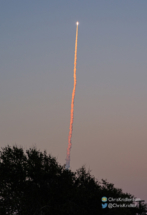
[{"left": 65, "top": 22, "right": 79, "bottom": 169}]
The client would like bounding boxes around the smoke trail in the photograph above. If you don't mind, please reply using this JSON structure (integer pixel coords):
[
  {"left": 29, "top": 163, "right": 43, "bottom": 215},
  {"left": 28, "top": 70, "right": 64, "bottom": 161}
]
[{"left": 65, "top": 23, "right": 79, "bottom": 169}]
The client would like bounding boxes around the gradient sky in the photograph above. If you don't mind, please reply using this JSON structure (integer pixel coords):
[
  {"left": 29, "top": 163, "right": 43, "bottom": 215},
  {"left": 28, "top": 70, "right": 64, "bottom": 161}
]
[{"left": 1, "top": 0, "right": 147, "bottom": 202}]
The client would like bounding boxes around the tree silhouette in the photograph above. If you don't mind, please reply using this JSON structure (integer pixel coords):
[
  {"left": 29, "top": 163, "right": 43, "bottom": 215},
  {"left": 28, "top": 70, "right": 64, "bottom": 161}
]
[{"left": 0, "top": 145, "right": 146, "bottom": 215}]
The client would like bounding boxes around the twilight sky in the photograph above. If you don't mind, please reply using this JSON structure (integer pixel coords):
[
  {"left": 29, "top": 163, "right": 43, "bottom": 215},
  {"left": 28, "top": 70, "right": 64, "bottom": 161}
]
[{"left": 0, "top": 0, "right": 147, "bottom": 202}]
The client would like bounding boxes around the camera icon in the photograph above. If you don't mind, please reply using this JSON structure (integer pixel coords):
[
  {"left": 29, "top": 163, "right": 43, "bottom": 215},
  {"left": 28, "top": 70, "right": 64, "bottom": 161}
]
[{"left": 101, "top": 197, "right": 107, "bottom": 202}]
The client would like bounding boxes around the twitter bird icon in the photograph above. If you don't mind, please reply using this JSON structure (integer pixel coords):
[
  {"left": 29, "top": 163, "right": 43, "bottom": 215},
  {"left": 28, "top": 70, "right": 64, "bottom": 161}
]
[{"left": 102, "top": 203, "right": 107, "bottom": 209}]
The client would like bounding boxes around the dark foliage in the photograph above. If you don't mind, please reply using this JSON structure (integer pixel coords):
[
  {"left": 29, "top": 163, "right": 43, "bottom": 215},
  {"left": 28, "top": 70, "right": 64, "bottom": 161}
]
[{"left": 0, "top": 145, "right": 146, "bottom": 215}]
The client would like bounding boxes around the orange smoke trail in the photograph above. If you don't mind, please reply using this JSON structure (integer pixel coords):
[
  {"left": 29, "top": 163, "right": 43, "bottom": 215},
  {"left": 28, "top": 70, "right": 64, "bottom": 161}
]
[{"left": 65, "top": 23, "right": 78, "bottom": 169}]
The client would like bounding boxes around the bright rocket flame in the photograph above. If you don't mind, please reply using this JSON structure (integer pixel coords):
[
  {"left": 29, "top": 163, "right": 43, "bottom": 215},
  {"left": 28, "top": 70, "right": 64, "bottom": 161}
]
[
  {"left": 76, "top": 21, "right": 79, "bottom": 25},
  {"left": 65, "top": 24, "right": 78, "bottom": 169}
]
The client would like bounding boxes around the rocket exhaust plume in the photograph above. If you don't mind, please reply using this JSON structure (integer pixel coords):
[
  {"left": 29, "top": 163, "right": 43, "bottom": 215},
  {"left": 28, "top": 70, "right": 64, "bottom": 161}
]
[{"left": 65, "top": 22, "right": 79, "bottom": 169}]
